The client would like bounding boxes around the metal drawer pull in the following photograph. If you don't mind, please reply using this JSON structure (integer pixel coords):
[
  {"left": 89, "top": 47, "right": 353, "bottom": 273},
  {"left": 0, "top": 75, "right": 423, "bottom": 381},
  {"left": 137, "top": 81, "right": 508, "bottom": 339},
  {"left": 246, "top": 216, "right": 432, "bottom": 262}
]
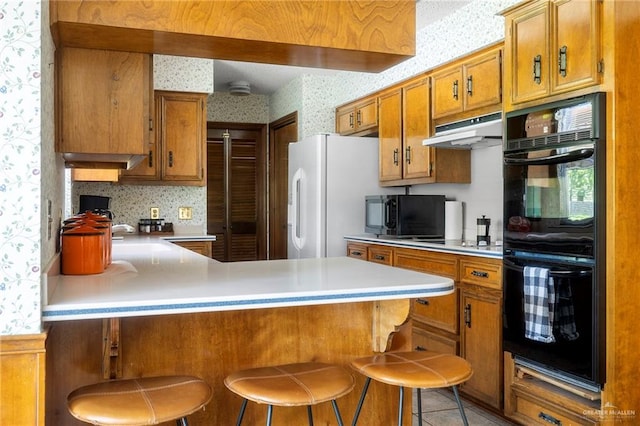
[
  {"left": 558, "top": 45, "right": 567, "bottom": 77},
  {"left": 452, "top": 79, "right": 459, "bottom": 100},
  {"left": 148, "top": 150, "right": 153, "bottom": 167},
  {"left": 471, "top": 270, "right": 489, "bottom": 278},
  {"left": 393, "top": 148, "right": 399, "bottom": 165},
  {"left": 464, "top": 303, "right": 471, "bottom": 328},
  {"left": 539, "top": 411, "right": 562, "bottom": 425},
  {"left": 351, "top": 251, "right": 362, "bottom": 256},
  {"left": 533, "top": 55, "right": 542, "bottom": 84},
  {"left": 415, "top": 346, "right": 427, "bottom": 351},
  {"left": 374, "top": 255, "right": 386, "bottom": 261},
  {"left": 466, "top": 75, "right": 473, "bottom": 95},
  {"left": 416, "top": 298, "right": 430, "bottom": 306},
  {"left": 349, "top": 112, "right": 354, "bottom": 128}
]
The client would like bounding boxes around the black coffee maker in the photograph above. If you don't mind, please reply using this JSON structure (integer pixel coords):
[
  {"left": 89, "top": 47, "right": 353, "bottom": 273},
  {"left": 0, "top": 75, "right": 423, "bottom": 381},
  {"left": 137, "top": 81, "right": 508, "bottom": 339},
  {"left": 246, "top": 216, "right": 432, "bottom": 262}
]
[{"left": 79, "top": 195, "right": 113, "bottom": 219}]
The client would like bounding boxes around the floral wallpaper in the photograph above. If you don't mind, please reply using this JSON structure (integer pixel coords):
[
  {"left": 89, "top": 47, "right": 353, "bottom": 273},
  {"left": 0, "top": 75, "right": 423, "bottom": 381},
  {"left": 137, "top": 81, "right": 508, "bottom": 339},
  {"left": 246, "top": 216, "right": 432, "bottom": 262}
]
[
  {"left": 2, "top": 0, "right": 518, "bottom": 335},
  {"left": 0, "top": 0, "right": 48, "bottom": 334}
]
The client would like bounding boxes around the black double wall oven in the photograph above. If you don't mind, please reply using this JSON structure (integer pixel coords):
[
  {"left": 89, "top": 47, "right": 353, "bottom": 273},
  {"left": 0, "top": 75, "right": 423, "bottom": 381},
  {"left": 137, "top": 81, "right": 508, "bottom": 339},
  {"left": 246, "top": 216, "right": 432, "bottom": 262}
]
[{"left": 502, "top": 92, "right": 606, "bottom": 392}]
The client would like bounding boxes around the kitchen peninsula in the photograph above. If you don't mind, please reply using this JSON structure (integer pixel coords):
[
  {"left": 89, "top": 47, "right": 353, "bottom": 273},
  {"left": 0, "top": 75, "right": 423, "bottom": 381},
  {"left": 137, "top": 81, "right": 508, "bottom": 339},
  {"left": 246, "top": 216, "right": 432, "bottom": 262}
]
[{"left": 43, "top": 237, "right": 454, "bottom": 425}]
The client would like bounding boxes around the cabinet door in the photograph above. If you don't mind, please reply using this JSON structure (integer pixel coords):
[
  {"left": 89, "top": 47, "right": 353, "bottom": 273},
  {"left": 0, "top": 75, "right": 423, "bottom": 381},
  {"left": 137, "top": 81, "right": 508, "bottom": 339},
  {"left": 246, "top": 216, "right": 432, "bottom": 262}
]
[
  {"left": 336, "top": 107, "right": 355, "bottom": 135},
  {"left": 158, "top": 92, "right": 206, "bottom": 183},
  {"left": 378, "top": 89, "right": 403, "bottom": 182},
  {"left": 460, "top": 287, "right": 502, "bottom": 409},
  {"left": 355, "top": 98, "right": 378, "bottom": 133},
  {"left": 58, "top": 48, "right": 150, "bottom": 155},
  {"left": 551, "top": 0, "right": 601, "bottom": 94},
  {"left": 402, "top": 78, "right": 432, "bottom": 179},
  {"left": 346, "top": 242, "right": 368, "bottom": 260},
  {"left": 463, "top": 49, "right": 502, "bottom": 112},
  {"left": 432, "top": 65, "right": 463, "bottom": 119},
  {"left": 367, "top": 245, "right": 394, "bottom": 266},
  {"left": 509, "top": 2, "right": 549, "bottom": 104}
]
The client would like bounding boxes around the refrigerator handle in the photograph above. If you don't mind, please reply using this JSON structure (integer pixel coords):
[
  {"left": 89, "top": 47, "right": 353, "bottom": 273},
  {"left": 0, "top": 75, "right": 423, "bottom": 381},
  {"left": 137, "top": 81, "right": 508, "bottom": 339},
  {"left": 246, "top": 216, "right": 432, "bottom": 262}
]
[{"left": 291, "top": 168, "right": 304, "bottom": 250}]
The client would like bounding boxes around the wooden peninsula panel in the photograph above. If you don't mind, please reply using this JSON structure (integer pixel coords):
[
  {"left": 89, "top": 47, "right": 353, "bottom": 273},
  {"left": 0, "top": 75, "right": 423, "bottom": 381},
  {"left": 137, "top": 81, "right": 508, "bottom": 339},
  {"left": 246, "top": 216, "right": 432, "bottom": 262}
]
[
  {"left": 46, "top": 301, "right": 414, "bottom": 425},
  {"left": 50, "top": 0, "right": 415, "bottom": 72}
]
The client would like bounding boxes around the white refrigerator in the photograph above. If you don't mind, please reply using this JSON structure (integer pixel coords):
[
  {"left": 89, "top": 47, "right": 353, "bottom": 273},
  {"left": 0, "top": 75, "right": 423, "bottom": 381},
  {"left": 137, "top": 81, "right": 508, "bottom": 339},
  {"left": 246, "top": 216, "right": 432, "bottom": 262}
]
[{"left": 287, "top": 134, "right": 396, "bottom": 259}]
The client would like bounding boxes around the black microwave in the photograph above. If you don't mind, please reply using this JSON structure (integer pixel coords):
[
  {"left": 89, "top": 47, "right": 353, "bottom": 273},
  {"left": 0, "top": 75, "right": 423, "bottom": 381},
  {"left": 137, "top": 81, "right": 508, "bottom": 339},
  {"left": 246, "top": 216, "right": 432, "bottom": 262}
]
[{"left": 365, "top": 195, "right": 446, "bottom": 237}]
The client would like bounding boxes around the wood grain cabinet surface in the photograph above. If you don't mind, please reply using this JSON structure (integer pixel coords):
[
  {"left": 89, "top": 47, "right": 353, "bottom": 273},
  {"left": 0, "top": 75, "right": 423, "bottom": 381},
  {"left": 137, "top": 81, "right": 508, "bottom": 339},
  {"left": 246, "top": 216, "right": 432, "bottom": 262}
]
[
  {"left": 171, "top": 241, "right": 213, "bottom": 258},
  {"left": 378, "top": 77, "right": 471, "bottom": 186},
  {"left": 335, "top": 96, "right": 378, "bottom": 136},
  {"left": 431, "top": 42, "right": 503, "bottom": 123},
  {"left": 120, "top": 91, "right": 207, "bottom": 186},
  {"left": 56, "top": 47, "right": 150, "bottom": 169},
  {"left": 502, "top": 0, "right": 602, "bottom": 110}
]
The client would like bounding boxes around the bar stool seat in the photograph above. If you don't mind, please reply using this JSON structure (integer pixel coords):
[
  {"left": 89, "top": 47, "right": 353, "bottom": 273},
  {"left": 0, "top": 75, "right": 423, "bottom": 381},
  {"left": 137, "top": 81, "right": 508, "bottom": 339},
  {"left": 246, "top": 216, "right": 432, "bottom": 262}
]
[
  {"left": 67, "top": 375, "right": 212, "bottom": 426},
  {"left": 350, "top": 351, "right": 473, "bottom": 426},
  {"left": 224, "top": 362, "right": 355, "bottom": 425}
]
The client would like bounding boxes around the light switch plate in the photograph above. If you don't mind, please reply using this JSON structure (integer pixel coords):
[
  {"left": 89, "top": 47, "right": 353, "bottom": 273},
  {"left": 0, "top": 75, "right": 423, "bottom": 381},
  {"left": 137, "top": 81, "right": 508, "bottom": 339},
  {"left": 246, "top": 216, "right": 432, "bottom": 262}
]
[
  {"left": 178, "top": 207, "right": 192, "bottom": 220},
  {"left": 150, "top": 207, "right": 160, "bottom": 219}
]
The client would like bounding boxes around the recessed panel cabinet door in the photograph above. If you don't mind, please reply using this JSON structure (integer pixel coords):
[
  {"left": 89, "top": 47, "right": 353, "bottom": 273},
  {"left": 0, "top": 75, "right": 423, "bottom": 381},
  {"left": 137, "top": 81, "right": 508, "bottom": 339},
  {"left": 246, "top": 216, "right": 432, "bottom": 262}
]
[
  {"left": 551, "top": 0, "right": 601, "bottom": 93},
  {"left": 402, "top": 78, "right": 432, "bottom": 179},
  {"left": 160, "top": 92, "right": 206, "bottom": 182},
  {"left": 509, "top": 2, "right": 549, "bottom": 104},
  {"left": 463, "top": 49, "right": 502, "bottom": 111},
  {"left": 378, "top": 89, "right": 403, "bottom": 182},
  {"left": 432, "top": 66, "right": 463, "bottom": 119}
]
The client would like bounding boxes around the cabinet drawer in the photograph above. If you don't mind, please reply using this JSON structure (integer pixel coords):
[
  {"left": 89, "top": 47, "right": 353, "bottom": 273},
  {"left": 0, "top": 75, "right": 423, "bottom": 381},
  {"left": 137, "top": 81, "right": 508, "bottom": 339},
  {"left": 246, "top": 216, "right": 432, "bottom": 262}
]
[
  {"left": 513, "top": 391, "right": 598, "bottom": 426},
  {"left": 368, "top": 245, "right": 393, "bottom": 265},
  {"left": 412, "top": 289, "right": 459, "bottom": 334},
  {"left": 412, "top": 326, "right": 458, "bottom": 355},
  {"left": 459, "top": 259, "right": 502, "bottom": 290},
  {"left": 394, "top": 248, "right": 458, "bottom": 278},
  {"left": 346, "top": 243, "right": 368, "bottom": 260}
]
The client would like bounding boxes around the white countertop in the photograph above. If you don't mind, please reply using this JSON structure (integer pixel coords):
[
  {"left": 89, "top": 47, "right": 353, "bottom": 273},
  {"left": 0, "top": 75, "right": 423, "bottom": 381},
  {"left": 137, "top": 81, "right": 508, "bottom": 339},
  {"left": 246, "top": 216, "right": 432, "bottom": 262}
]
[
  {"left": 42, "top": 236, "right": 454, "bottom": 321},
  {"left": 344, "top": 234, "right": 503, "bottom": 259}
]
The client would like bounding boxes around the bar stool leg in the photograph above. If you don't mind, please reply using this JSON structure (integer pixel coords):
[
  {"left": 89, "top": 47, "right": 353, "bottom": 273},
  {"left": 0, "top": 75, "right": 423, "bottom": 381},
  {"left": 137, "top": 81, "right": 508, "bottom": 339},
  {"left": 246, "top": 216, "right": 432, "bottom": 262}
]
[
  {"left": 452, "top": 385, "right": 469, "bottom": 426},
  {"left": 176, "top": 418, "right": 188, "bottom": 426},
  {"left": 307, "top": 406, "right": 314, "bottom": 425},
  {"left": 266, "top": 405, "right": 273, "bottom": 426},
  {"left": 331, "top": 400, "right": 345, "bottom": 426},
  {"left": 397, "top": 386, "right": 404, "bottom": 426},
  {"left": 236, "top": 399, "right": 248, "bottom": 426},
  {"left": 351, "top": 377, "right": 371, "bottom": 426},
  {"left": 416, "top": 388, "right": 423, "bottom": 426}
]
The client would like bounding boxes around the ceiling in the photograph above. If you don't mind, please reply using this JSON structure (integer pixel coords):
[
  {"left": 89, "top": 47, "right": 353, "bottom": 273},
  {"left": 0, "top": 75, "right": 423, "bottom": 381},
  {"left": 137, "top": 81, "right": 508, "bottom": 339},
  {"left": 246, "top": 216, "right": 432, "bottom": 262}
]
[{"left": 213, "top": 0, "right": 472, "bottom": 95}]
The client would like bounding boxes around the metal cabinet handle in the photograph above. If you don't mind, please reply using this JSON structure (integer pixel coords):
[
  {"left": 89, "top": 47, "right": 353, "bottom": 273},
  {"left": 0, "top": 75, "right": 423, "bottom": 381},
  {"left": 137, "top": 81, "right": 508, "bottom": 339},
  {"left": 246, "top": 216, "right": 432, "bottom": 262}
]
[
  {"left": 464, "top": 303, "right": 471, "bottom": 328},
  {"left": 393, "top": 148, "right": 399, "bottom": 165},
  {"left": 416, "top": 298, "right": 430, "bottom": 306},
  {"left": 374, "top": 254, "right": 386, "bottom": 261},
  {"left": 405, "top": 146, "right": 411, "bottom": 164},
  {"left": 467, "top": 75, "right": 473, "bottom": 96},
  {"left": 349, "top": 112, "right": 354, "bottom": 128},
  {"left": 356, "top": 110, "right": 362, "bottom": 126},
  {"left": 538, "top": 411, "right": 562, "bottom": 425},
  {"left": 148, "top": 150, "right": 153, "bottom": 167},
  {"left": 558, "top": 45, "right": 567, "bottom": 77},
  {"left": 415, "top": 345, "right": 427, "bottom": 351},
  {"left": 168, "top": 151, "right": 174, "bottom": 167},
  {"left": 351, "top": 250, "right": 362, "bottom": 256},
  {"left": 533, "top": 55, "right": 542, "bottom": 84},
  {"left": 452, "top": 79, "right": 459, "bottom": 100},
  {"left": 471, "top": 270, "right": 489, "bottom": 278}
]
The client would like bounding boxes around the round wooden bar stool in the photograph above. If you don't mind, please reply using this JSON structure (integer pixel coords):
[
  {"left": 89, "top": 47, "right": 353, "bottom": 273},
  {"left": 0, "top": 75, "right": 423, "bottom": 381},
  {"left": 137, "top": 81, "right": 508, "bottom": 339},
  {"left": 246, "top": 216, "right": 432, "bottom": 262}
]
[
  {"left": 224, "top": 362, "right": 355, "bottom": 425},
  {"left": 350, "top": 351, "right": 473, "bottom": 426},
  {"left": 67, "top": 375, "right": 212, "bottom": 426}
]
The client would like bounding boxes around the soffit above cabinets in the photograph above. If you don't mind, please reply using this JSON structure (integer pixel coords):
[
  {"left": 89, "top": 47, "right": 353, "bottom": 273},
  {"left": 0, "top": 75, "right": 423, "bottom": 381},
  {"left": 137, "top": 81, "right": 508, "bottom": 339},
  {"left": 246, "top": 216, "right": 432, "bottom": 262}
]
[{"left": 50, "top": 0, "right": 416, "bottom": 73}]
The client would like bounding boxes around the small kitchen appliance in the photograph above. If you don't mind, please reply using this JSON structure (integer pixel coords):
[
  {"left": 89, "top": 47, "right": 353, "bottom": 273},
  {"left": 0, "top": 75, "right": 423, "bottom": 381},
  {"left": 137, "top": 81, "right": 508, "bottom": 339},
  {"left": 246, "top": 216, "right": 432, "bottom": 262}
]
[
  {"left": 78, "top": 195, "right": 113, "bottom": 219},
  {"left": 364, "top": 194, "right": 446, "bottom": 238},
  {"left": 476, "top": 215, "right": 491, "bottom": 246}
]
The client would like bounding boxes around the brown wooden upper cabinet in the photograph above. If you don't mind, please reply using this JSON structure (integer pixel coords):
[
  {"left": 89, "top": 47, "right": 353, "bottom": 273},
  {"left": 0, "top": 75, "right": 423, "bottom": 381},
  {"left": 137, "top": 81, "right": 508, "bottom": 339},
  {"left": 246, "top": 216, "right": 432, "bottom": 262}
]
[
  {"left": 335, "top": 96, "right": 378, "bottom": 136},
  {"left": 502, "top": 0, "right": 602, "bottom": 110},
  {"left": 378, "top": 76, "right": 470, "bottom": 187},
  {"left": 431, "top": 43, "right": 503, "bottom": 123},
  {"left": 56, "top": 47, "right": 151, "bottom": 169},
  {"left": 120, "top": 91, "right": 207, "bottom": 186}
]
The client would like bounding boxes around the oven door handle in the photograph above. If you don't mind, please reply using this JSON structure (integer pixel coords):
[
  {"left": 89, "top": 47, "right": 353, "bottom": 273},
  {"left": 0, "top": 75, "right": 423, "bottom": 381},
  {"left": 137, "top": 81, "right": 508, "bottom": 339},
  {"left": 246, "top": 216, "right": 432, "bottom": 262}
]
[
  {"left": 503, "top": 258, "right": 592, "bottom": 277},
  {"left": 504, "top": 148, "right": 594, "bottom": 166}
]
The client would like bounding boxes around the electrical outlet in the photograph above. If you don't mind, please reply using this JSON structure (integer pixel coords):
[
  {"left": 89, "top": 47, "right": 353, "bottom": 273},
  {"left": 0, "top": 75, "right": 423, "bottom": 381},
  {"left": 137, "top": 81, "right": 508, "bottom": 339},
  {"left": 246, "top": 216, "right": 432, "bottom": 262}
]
[
  {"left": 178, "top": 207, "right": 193, "bottom": 220},
  {"left": 150, "top": 207, "right": 160, "bottom": 219}
]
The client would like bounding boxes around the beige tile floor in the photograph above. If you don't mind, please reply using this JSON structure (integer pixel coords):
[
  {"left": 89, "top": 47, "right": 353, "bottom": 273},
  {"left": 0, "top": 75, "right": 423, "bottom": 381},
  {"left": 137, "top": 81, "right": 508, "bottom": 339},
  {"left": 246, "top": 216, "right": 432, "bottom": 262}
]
[{"left": 412, "top": 389, "right": 516, "bottom": 426}]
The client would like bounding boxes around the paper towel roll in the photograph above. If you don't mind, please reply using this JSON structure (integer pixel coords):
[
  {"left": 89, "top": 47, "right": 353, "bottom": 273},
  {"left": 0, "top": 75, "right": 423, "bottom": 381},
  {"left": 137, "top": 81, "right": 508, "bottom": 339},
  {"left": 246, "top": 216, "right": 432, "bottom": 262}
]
[{"left": 445, "top": 201, "right": 463, "bottom": 241}]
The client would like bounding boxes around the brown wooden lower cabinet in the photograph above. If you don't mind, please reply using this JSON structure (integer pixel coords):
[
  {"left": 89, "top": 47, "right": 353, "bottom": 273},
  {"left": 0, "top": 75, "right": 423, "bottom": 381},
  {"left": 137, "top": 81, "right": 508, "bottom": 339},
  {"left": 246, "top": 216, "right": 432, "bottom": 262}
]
[
  {"left": 171, "top": 240, "right": 213, "bottom": 258},
  {"left": 504, "top": 352, "right": 601, "bottom": 425},
  {"left": 347, "top": 240, "right": 504, "bottom": 411}
]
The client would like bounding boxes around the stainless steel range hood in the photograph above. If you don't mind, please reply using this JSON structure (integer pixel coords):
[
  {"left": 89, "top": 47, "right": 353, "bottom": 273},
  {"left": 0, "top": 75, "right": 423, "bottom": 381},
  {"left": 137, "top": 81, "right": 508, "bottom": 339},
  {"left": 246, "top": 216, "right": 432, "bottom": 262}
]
[{"left": 423, "top": 113, "right": 503, "bottom": 149}]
